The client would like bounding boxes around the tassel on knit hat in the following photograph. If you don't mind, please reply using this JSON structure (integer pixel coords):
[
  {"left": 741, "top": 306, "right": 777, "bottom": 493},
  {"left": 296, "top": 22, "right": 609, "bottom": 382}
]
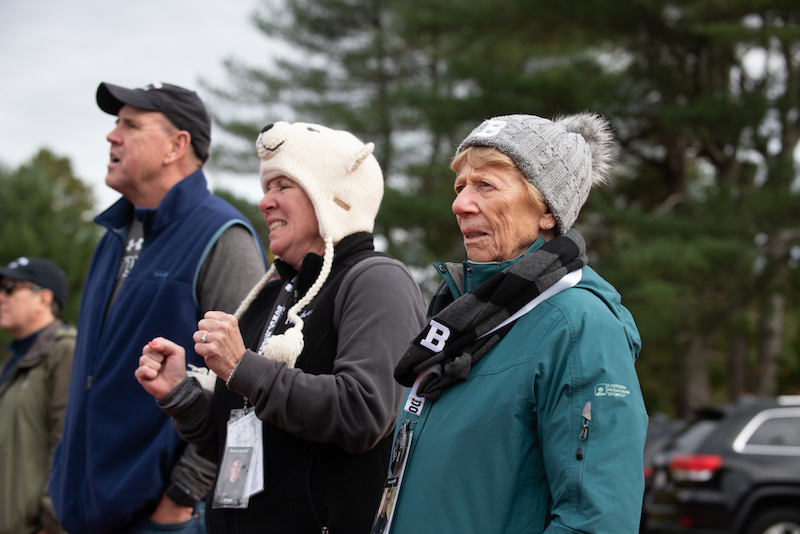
[
  {"left": 456, "top": 113, "right": 616, "bottom": 233},
  {"left": 235, "top": 122, "right": 384, "bottom": 368}
]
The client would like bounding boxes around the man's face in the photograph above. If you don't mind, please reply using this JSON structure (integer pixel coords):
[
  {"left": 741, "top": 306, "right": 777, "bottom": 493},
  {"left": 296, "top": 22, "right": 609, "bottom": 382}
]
[
  {"left": 0, "top": 278, "right": 44, "bottom": 339},
  {"left": 105, "top": 105, "right": 176, "bottom": 201},
  {"left": 230, "top": 459, "right": 242, "bottom": 481}
]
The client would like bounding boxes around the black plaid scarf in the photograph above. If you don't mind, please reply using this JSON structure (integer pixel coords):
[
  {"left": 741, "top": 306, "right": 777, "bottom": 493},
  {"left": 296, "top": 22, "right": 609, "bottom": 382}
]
[{"left": 394, "top": 228, "right": 588, "bottom": 402}]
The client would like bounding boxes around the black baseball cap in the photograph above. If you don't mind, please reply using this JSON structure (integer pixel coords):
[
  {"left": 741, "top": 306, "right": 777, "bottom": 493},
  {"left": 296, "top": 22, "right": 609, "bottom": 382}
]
[
  {"left": 97, "top": 82, "right": 211, "bottom": 162},
  {"left": 0, "top": 257, "right": 69, "bottom": 308}
]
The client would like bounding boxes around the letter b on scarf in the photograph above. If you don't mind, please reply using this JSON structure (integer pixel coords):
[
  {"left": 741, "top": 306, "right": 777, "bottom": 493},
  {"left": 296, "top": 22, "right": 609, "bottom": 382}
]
[{"left": 420, "top": 320, "right": 451, "bottom": 353}]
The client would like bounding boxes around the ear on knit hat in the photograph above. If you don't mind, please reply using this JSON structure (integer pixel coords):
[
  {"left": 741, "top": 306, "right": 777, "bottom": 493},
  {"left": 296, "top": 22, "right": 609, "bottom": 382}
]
[
  {"left": 456, "top": 112, "right": 616, "bottom": 234},
  {"left": 349, "top": 143, "right": 375, "bottom": 173}
]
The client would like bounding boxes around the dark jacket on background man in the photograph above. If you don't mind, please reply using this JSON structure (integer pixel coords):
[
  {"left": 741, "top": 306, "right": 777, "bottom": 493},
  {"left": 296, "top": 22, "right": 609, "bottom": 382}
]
[{"left": 0, "top": 320, "right": 75, "bottom": 534}]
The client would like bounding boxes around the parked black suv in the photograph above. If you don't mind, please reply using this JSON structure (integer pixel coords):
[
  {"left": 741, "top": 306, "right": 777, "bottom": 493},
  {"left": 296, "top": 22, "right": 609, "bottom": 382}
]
[{"left": 643, "top": 396, "right": 800, "bottom": 534}]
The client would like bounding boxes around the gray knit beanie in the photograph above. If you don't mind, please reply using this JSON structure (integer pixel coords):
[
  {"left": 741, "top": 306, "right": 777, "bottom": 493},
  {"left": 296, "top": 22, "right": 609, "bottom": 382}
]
[{"left": 456, "top": 113, "right": 616, "bottom": 233}]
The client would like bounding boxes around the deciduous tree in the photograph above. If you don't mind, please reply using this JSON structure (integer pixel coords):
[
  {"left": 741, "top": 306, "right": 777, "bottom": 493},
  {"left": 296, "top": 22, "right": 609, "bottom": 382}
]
[{"left": 0, "top": 149, "right": 99, "bottom": 335}]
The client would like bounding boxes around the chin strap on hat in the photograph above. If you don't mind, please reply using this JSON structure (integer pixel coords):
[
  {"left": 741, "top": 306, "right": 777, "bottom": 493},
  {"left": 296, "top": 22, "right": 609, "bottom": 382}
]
[{"left": 260, "top": 237, "right": 334, "bottom": 368}]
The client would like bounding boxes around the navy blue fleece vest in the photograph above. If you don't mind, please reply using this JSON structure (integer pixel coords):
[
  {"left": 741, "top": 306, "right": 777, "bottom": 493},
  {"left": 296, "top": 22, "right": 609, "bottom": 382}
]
[{"left": 50, "top": 170, "right": 263, "bottom": 534}]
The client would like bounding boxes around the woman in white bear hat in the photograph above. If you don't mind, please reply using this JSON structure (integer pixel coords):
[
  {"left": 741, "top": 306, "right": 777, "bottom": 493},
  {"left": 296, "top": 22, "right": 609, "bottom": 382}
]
[{"left": 136, "top": 122, "right": 425, "bottom": 533}]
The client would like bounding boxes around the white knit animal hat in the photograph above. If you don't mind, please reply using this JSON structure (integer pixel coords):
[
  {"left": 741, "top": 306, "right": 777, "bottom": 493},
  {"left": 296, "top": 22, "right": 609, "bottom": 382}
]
[
  {"left": 234, "top": 122, "right": 384, "bottom": 368},
  {"left": 456, "top": 113, "right": 616, "bottom": 233}
]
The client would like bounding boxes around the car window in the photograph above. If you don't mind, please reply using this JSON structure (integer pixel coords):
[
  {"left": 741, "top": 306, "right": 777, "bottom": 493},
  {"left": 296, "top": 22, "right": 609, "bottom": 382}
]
[
  {"left": 667, "top": 420, "right": 718, "bottom": 453},
  {"left": 748, "top": 417, "right": 800, "bottom": 447},
  {"left": 733, "top": 407, "right": 800, "bottom": 456}
]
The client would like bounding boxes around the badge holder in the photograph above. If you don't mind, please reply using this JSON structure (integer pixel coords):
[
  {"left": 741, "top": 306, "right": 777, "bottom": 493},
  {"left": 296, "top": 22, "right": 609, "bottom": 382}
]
[
  {"left": 212, "top": 406, "right": 264, "bottom": 509},
  {"left": 369, "top": 368, "right": 430, "bottom": 533},
  {"left": 369, "top": 420, "right": 412, "bottom": 534}
]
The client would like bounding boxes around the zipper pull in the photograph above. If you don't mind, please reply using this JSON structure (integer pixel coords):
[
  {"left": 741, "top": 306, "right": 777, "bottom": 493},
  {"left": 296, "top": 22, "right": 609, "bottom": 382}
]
[
  {"left": 577, "top": 423, "right": 589, "bottom": 460},
  {"left": 576, "top": 402, "right": 591, "bottom": 460}
]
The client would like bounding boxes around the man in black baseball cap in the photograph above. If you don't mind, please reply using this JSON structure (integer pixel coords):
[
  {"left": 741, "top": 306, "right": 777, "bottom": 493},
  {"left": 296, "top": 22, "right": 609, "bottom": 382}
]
[
  {"left": 0, "top": 256, "right": 75, "bottom": 534},
  {"left": 0, "top": 256, "right": 69, "bottom": 312},
  {"left": 48, "top": 82, "right": 267, "bottom": 534},
  {"left": 97, "top": 82, "right": 211, "bottom": 163}
]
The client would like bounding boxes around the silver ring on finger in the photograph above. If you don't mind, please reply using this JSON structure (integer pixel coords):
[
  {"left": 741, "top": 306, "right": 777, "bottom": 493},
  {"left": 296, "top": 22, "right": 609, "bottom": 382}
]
[{"left": 201, "top": 331, "right": 208, "bottom": 344}]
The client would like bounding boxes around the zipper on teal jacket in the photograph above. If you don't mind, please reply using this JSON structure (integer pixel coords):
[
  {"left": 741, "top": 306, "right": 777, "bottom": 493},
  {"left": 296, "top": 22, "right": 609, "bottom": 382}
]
[{"left": 575, "top": 402, "right": 592, "bottom": 510}]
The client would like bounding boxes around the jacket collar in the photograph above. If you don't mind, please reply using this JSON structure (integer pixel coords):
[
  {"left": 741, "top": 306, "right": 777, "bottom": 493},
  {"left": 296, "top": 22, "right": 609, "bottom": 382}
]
[
  {"left": 5, "top": 320, "right": 62, "bottom": 365},
  {"left": 94, "top": 168, "right": 210, "bottom": 236},
  {"left": 434, "top": 238, "right": 546, "bottom": 297},
  {"left": 274, "top": 233, "right": 374, "bottom": 295}
]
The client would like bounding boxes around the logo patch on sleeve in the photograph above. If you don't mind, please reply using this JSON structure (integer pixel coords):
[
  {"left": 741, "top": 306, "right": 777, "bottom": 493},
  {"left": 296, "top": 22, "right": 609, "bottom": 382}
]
[{"left": 594, "top": 383, "right": 631, "bottom": 398}]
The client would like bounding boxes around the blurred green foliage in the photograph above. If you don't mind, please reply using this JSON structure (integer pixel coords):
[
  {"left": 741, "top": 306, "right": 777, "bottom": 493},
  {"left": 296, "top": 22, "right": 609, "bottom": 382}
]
[
  {"left": 3, "top": 2, "right": 797, "bottom": 416},
  {"left": 204, "top": 0, "right": 800, "bottom": 416},
  {"left": 0, "top": 149, "right": 100, "bottom": 344}
]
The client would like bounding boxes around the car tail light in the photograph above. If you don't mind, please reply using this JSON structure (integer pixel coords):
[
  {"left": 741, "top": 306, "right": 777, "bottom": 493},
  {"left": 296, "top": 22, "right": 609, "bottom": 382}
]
[{"left": 669, "top": 454, "right": 723, "bottom": 482}]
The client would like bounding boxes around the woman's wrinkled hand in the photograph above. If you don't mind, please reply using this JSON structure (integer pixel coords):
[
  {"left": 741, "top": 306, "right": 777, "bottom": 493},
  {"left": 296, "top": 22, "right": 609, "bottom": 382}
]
[{"left": 194, "top": 311, "right": 247, "bottom": 381}]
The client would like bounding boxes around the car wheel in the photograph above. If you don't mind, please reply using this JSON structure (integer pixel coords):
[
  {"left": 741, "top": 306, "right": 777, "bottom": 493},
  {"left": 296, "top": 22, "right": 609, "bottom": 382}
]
[{"left": 744, "top": 508, "right": 800, "bottom": 534}]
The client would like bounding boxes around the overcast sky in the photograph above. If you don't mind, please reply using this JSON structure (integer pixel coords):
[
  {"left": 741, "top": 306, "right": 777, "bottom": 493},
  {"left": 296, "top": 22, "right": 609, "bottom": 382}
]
[
  {"left": 2, "top": 2, "right": 795, "bottom": 216},
  {"left": 0, "top": 0, "right": 273, "bottom": 212}
]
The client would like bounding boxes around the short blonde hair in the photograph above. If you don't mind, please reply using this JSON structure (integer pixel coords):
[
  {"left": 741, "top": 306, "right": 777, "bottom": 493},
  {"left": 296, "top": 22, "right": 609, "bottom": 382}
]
[{"left": 451, "top": 146, "right": 549, "bottom": 215}]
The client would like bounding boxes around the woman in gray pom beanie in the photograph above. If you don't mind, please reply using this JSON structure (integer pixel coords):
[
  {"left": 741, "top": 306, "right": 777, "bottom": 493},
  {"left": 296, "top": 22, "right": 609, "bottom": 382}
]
[
  {"left": 135, "top": 122, "right": 426, "bottom": 533},
  {"left": 384, "top": 113, "right": 648, "bottom": 534}
]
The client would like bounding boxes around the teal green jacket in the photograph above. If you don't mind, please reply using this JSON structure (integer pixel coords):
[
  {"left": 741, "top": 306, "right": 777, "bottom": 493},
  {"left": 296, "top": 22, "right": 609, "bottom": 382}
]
[{"left": 389, "top": 244, "right": 648, "bottom": 534}]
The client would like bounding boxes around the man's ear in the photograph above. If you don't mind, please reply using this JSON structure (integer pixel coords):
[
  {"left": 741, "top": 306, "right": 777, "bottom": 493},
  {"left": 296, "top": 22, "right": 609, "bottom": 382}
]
[
  {"left": 164, "top": 130, "right": 192, "bottom": 165},
  {"left": 37, "top": 288, "right": 54, "bottom": 309}
]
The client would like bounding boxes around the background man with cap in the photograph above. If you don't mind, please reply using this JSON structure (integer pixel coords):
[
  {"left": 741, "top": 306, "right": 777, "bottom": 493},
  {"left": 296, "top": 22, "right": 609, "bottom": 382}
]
[
  {"left": 0, "top": 257, "right": 74, "bottom": 534},
  {"left": 48, "top": 82, "right": 267, "bottom": 534}
]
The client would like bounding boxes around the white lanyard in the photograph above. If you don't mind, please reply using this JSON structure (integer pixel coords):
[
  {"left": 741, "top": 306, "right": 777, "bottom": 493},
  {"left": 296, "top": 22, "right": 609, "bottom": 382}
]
[
  {"left": 404, "top": 268, "right": 583, "bottom": 416},
  {"left": 402, "top": 368, "right": 430, "bottom": 417},
  {"left": 480, "top": 268, "right": 582, "bottom": 339}
]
